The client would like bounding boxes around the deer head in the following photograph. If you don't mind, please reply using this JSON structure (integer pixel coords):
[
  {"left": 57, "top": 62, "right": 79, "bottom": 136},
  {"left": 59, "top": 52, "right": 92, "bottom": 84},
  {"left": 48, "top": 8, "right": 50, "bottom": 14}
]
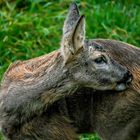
[{"left": 60, "top": 3, "right": 132, "bottom": 91}]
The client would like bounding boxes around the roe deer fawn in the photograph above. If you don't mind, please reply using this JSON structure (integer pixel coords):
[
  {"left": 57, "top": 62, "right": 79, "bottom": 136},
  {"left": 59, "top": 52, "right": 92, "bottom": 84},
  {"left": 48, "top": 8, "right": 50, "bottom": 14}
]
[{"left": 0, "top": 3, "right": 132, "bottom": 140}]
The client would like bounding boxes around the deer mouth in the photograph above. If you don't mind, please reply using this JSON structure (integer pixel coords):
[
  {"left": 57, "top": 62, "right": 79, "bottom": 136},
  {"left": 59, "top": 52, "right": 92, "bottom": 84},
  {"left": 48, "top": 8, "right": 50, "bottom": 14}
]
[
  {"left": 116, "top": 74, "right": 133, "bottom": 91},
  {"left": 116, "top": 83, "right": 127, "bottom": 91}
]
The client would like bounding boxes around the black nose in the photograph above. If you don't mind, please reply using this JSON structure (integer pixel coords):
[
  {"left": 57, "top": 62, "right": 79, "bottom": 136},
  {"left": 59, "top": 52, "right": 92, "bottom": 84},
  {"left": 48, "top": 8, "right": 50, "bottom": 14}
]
[{"left": 123, "top": 71, "right": 133, "bottom": 84}]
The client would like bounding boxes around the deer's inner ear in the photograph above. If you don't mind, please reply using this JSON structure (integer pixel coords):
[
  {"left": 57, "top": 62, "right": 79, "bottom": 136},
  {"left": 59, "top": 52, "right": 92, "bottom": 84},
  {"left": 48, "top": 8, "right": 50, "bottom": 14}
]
[
  {"left": 73, "top": 15, "right": 85, "bottom": 51},
  {"left": 61, "top": 16, "right": 86, "bottom": 64}
]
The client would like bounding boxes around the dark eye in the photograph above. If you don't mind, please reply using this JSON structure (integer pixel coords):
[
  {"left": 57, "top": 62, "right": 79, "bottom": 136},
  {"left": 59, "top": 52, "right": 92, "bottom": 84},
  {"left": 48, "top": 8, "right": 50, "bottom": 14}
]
[{"left": 94, "top": 56, "right": 107, "bottom": 64}]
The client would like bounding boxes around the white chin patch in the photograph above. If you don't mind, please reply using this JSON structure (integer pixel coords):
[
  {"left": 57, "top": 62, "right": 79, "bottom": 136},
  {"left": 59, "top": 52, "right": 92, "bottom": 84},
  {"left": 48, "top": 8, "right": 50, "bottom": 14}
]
[{"left": 116, "top": 83, "right": 126, "bottom": 91}]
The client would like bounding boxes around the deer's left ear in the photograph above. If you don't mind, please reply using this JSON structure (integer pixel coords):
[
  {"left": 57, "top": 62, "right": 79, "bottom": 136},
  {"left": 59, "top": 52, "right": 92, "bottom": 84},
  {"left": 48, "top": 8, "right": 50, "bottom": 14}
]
[
  {"left": 63, "top": 3, "right": 80, "bottom": 34},
  {"left": 61, "top": 15, "right": 85, "bottom": 64}
]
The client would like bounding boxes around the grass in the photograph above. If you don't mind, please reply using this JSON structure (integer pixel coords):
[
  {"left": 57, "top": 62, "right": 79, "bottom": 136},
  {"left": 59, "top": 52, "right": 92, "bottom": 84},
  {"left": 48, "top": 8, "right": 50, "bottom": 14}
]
[{"left": 0, "top": 0, "right": 140, "bottom": 139}]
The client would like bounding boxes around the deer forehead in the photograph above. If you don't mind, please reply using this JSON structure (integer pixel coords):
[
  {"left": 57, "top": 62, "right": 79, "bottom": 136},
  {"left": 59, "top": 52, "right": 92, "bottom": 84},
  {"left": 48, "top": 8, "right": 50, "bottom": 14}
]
[{"left": 89, "top": 51, "right": 105, "bottom": 59}]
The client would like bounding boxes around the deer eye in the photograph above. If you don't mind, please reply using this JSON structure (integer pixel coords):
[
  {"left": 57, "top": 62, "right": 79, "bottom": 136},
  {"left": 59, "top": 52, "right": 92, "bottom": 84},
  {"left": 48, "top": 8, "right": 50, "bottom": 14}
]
[{"left": 94, "top": 55, "right": 107, "bottom": 64}]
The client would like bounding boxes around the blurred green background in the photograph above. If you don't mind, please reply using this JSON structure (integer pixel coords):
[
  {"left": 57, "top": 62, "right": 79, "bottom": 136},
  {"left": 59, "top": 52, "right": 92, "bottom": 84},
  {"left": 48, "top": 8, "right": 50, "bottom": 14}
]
[{"left": 0, "top": 0, "right": 140, "bottom": 139}]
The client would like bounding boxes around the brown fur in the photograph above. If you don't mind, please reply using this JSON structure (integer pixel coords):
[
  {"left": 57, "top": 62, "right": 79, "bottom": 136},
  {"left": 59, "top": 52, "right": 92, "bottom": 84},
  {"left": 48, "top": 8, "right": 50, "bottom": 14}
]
[
  {"left": 0, "top": 3, "right": 138, "bottom": 140},
  {"left": 2, "top": 50, "right": 59, "bottom": 83},
  {"left": 61, "top": 39, "right": 140, "bottom": 140},
  {"left": 1, "top": 39, "right": 139, "bottom": 140},
  {"left": 16, "top": 115, "right": 78, "bottom": 140}
]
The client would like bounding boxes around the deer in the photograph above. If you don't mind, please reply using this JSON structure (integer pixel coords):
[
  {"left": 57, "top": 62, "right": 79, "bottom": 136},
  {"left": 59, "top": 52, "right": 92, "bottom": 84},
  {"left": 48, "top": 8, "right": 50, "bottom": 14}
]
[
  {"left": 55, "top": 3, "right": 140, "bottom": 140},
  {"left": 0, "top": 3, "right": 132, "bottom": 140}
]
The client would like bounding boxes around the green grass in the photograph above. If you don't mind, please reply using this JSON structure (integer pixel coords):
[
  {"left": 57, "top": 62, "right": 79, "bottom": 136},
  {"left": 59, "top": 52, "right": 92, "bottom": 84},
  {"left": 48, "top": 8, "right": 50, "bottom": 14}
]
[
  {"left": 80, "top": 133, "right": 100, "bottom": 140},
  {"left": 0, "top": 0, "right": 140, "bottom": 139}
]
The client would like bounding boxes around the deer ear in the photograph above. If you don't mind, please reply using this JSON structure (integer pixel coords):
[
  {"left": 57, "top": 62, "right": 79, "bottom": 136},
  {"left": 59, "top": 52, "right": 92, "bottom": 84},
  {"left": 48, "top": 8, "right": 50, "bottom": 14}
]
[
  {"left": 73, "top": 15, "right": 85, "bottom": 52},
  {"left": 61, "top": 15, "right": 85, "bottom": 64},
  {"left": 63, "top": 3, "right": 80, "bottom": 34}
]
